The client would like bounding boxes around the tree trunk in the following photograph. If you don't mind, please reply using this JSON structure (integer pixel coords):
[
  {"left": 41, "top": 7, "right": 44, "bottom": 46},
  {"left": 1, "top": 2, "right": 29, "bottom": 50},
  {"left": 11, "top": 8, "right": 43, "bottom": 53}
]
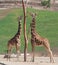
[
  {"left": 22, "top": 0, "right": 28, "bottom": 62},
  {"left": 52, "top": 0, "right": 55, "bottom": 5},
  {"left": 53, "top": 0, "right": 55, "bottom": 9}
]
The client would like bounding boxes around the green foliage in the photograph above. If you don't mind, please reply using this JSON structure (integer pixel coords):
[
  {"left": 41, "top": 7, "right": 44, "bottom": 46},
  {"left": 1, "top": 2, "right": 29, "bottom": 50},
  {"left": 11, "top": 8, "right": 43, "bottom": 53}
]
[
  {"left": 0, "top": 8, "right": 58, "bottom": 54},
  {"left": 41, "top": 0, "right": 50, "bottom": 7}
]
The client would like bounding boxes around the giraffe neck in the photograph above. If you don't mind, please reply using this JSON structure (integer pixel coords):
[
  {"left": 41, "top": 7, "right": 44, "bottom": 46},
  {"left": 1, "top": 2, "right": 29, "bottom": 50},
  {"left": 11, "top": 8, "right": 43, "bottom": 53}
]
[
  {"left": 17, "top": 20, "right": 21, "bottom": 36},
  {"left": 10, "top": 19, "right": 22, "bottom": 40},
  {"left": 31, "top": 18, "right": 36, "bottom": 34},
  {"left": 31, "top": 17, "right": 36, "bottom": 44}
]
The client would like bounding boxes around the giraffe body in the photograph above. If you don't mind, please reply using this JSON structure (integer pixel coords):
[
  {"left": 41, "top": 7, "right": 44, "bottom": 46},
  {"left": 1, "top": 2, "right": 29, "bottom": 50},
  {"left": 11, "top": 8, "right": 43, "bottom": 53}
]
[
  {"left": 7, "top": 16, "right": 22, "bottom": 61},
  {"left": 30, "top": 13, "right": 54, "bottom": 62}
]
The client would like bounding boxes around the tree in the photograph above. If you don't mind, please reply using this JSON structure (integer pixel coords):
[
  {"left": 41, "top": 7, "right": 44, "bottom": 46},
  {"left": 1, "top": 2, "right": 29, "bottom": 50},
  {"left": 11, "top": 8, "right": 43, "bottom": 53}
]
[
  {"left": 41, "top": 0, "right": 51, "bottom": 7},
  {"left": 53, "top": 0, "right": 55, "bottom": 5},
  {"left": 22, "top": 0, "right": 28, "bottom": 62}
]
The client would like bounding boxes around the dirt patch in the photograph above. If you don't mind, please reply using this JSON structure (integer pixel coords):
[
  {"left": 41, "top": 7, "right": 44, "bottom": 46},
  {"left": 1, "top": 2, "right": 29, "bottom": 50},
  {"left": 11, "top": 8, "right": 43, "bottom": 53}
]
[
  {"left": 0, "top": 54, "right": 58, "bottom": 65},
  {"left": 0, "top": 8, "right": 12, "bottom": 19}
]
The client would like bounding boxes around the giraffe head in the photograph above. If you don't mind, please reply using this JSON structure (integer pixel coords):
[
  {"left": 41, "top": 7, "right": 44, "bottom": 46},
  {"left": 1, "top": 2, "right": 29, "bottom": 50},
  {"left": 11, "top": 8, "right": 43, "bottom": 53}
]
[
  {"left": 30, "top": 12, "right": 37, "bottom": 19},
  {"left": 18, "top": 16, "right": 23, "bottom": 22}
]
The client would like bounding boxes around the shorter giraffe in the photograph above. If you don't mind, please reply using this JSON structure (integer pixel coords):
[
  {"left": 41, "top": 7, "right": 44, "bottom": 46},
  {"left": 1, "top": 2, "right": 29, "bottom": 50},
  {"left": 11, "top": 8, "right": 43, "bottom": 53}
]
[
  {"left": 7, "top": 16, "right": 22, "bottom": 61},
  {"left": 30, "top": 13, "right": 54, "bottom": 63}
]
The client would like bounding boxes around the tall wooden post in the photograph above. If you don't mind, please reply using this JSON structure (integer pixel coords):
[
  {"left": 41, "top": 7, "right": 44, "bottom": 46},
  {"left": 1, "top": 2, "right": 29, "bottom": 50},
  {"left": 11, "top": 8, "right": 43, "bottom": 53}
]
[{"left": 22, "top": 0, "right": 28, "bottom": 61}]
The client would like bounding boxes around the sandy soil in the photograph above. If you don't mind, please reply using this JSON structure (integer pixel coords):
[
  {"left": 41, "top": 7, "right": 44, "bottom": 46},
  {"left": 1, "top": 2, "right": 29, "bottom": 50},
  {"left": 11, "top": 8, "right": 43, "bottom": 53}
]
[{"left": 0, "top": 54, "right": 58, "bottom": 65}]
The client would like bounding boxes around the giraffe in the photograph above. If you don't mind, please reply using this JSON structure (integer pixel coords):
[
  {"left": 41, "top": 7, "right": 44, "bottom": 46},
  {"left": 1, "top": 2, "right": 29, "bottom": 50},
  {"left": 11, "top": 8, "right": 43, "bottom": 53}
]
[
  {"left": 30, "top": 12, "right": 54, "bottom": 63},
  {"left": 7, "top": 16, "right": 22, "bottom": 61}
]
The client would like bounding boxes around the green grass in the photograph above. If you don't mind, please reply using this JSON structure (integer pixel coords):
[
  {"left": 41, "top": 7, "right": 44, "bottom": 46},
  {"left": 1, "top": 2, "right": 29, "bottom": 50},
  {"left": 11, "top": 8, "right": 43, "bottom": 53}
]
[{"left": 0, "top": 8, "right": 58, "bottom": 54}]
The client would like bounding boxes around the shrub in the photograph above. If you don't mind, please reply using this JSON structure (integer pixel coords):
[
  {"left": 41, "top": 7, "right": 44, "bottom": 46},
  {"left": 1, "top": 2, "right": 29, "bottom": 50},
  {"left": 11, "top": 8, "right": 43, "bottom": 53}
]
[{"left": 41, "top": 0, "right": 50, "bottom": 7}]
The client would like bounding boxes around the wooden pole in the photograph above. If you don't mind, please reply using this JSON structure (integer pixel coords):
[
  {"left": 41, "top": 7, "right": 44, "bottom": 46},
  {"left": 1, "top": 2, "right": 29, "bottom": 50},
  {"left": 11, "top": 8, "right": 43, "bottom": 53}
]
[{"left": 22, "top": 0, "right": 28, "bottom": 61}]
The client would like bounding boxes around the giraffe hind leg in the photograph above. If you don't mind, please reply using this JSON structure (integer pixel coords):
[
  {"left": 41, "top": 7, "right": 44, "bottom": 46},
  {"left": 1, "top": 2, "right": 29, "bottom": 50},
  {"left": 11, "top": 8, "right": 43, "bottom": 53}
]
[
  {"left": 31, "top": 43, "right": 35, "bottom": 62},
  {"left": 43, "top": 41, "right": 54, "bottom": 63}
]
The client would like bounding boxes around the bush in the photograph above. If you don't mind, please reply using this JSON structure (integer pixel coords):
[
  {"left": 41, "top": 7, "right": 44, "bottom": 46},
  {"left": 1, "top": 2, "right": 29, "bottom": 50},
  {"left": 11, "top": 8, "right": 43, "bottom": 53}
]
[
  {"left": 41, "top": 0, "right": 50, "bottom": 7},
  {"left": 41, "top": 0, "right": 48, "bottom": 6}
]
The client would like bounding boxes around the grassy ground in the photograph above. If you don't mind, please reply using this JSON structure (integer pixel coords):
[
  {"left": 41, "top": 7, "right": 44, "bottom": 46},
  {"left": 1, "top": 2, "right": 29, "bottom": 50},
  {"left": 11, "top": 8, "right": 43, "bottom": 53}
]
[{"left": 0, "top": 8, "right": 58, "bottom": 55}]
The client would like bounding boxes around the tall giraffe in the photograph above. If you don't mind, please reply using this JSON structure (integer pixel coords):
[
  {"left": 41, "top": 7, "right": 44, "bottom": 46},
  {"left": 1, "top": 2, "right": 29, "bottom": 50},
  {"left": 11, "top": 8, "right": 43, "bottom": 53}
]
[
  {"left": 30, "top": 13, "right": 54, "bottom": 62},
  {"left": 7, "top": 16, "right": 22, "bottom": 61}
]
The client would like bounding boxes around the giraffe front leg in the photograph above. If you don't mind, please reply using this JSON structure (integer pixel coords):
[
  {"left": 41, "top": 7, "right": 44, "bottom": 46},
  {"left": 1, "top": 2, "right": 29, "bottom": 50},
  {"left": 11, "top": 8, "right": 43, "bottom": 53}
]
[
  {"left": 31, "top": 43, "right": 35, "bottom": 62},
  {"left": 7, "top": 49, "right": 11, "bottom": 61},
  {"left": 16, "top": 44, "right": 20, "bottom": 61},
  {"left": 7, "top": 45, "right": 12, "bottom": 61}
]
